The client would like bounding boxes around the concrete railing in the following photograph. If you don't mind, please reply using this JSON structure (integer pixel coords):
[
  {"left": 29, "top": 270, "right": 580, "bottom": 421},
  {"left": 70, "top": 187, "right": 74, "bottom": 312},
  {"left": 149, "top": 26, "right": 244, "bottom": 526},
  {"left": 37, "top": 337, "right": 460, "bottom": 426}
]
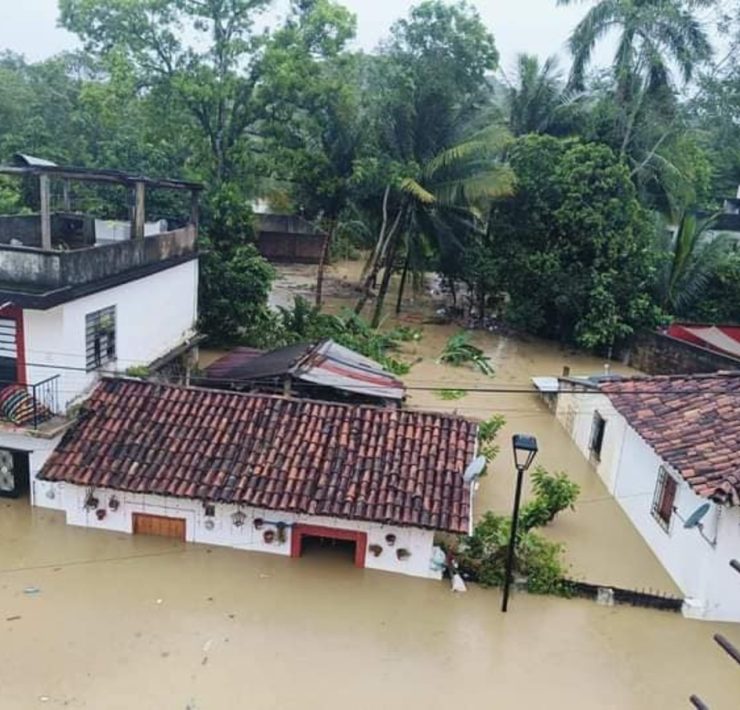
[{"left": 0, "top": 226, "right": 197, "bottom": 290}]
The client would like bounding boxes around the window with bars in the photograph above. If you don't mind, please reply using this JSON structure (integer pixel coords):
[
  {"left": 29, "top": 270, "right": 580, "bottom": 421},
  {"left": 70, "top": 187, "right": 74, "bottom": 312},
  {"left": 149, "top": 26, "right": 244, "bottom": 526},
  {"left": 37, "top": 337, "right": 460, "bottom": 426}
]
[
  {"left": 86, "top": 306, "right": 116, "bottom": 371},
  {"left": 652, "top": 466, "right": 678, "bottom": 531}
]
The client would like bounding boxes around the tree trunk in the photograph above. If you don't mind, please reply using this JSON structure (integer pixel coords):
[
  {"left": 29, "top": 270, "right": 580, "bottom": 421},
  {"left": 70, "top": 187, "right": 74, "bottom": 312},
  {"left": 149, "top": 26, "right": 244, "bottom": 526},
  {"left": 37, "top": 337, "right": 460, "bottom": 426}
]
[
  {"left": 355, "top": 205, "right": 404, "bottom": 315},
  {"left": 371, "top": 232, "right": 401, "bottom": 328},
  {"left": 395, "top": 251, "right": 410, "bottom": 315},
  {"left": 315, "top": 222, "right": 335, "bottom": 307}
]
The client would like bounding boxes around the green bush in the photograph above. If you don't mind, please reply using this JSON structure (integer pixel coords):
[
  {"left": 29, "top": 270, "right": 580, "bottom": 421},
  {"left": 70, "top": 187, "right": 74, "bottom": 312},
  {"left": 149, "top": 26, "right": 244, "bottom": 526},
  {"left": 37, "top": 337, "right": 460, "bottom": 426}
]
[
  {"left": 520, "top": 466, "right": 581, "bottom": 530},
  {"left": 456, "top": 511, "right": 569, "bottom": 595}
]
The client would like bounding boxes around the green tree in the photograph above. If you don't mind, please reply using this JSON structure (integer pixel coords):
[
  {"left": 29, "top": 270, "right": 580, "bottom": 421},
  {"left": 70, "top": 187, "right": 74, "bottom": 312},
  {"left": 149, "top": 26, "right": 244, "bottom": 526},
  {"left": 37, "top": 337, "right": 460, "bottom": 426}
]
[
  {"left": 258, "top": 0, "right": 364, "bottom": 305},
  {"left": 60, "top": 0, "right": 271, "bottom": 184},
  {"left": 485, "top": 135, "right": 662, "bottom": 349},
  {"left": 685, "top": 252, "right": 740, "bottom": 324},
  {"left": 559, "top": 0, "right": 713, "bottom": 96},
  {"left": 503, "top": 53, "right": 584, "bottom": 136},
  {"left": 654, "top": 211, "right": 732, "bottom": 315}
]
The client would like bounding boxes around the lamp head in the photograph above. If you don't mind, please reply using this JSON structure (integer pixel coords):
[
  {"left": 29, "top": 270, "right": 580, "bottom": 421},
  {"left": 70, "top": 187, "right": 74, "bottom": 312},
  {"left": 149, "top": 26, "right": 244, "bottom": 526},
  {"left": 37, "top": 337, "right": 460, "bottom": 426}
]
[{"left": 512, "top": 434, "right": 538, "bottom": 471}]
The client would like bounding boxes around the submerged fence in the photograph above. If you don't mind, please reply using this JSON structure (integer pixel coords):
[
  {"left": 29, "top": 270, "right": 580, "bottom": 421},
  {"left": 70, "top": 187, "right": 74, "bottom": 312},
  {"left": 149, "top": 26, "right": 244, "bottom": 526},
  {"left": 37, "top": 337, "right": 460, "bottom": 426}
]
[{"left": 563, "top": 579, "right": 684, "bottom": 612}]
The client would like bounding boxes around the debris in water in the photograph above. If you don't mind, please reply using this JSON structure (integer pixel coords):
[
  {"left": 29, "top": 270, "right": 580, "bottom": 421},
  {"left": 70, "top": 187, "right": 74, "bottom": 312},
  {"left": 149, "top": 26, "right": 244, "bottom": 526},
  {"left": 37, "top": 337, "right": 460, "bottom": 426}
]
[
  {"left": 39, "top": 696, "right": 49, "bottom": 703},
  {"left": 6, "top": 615, "right": 21, "bottom": 621},
  {"left": 23, "top": 587, "right": 40, "bottom": 595},
  {"left": 259, "top": 573, "right": 270, "bottom": 579},
  {"left": 155, "top": 598, "right": 163, "bottom": 605},
  {"left": 161, "top": 651, "right": 170, "bottom": 658}
]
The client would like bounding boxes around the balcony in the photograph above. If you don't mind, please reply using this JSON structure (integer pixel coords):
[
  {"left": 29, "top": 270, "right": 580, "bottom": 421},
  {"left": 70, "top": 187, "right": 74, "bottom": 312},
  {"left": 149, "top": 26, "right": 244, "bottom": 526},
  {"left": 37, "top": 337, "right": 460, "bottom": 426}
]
[
  {"left": 0, "top": 223, "right": 197, "bottom": 296},
  {"left": 0, "top": 158, "right": 202, "bottom": 307},
  {"left": 0, "top": 375, "right": 62, "bottom": 431}
]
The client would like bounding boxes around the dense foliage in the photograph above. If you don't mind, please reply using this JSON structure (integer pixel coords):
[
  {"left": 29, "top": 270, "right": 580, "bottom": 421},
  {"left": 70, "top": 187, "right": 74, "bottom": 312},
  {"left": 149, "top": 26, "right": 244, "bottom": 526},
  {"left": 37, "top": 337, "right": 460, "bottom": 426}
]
[{"left": 1, "top": 0, "right": 739, "bottom": 344}]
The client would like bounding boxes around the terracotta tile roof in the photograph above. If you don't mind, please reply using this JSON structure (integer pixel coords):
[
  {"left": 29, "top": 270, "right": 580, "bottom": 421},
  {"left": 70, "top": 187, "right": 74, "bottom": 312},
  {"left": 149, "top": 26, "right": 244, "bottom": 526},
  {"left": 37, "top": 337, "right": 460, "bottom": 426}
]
[
  {"left": 600, "top": 373, "right": 740, "bottom": 504},
  {"left": 39, "top": 378, "right": 478, "bottom": 533}
]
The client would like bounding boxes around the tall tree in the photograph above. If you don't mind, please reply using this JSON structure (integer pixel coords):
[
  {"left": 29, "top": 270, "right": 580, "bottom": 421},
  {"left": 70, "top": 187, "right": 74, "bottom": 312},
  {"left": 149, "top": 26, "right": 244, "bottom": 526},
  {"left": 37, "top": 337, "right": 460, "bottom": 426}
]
[
  {"left": 60, "top": 0, "right": 272, "bottom": 184},
  {"left": 503, "top": 54, "right": 583, "bottom": 136},
  {"left": 559, "top": 0, "right": 713, "bottom": 96},
  {"left": 354, "top": 0, "right": 502, "bottom": 322}
]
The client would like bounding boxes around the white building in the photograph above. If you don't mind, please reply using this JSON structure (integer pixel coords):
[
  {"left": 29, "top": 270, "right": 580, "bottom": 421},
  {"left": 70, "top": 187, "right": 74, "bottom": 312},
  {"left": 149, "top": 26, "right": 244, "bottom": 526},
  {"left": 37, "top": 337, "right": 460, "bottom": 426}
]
[
  {"left": 35, "top": 377, "right": 480, "bottom": 579},
  {"left": 556, "top": 372, "right": 740, "bottom": 622},
  {"left": 0, "top": 162, "right": 201, "bottom": 499}
]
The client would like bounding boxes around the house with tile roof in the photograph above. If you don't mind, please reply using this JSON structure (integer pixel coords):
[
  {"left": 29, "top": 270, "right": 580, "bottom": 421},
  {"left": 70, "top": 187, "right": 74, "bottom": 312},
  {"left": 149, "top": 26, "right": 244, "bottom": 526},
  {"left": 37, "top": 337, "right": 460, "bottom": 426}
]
[
  {"left": 556, "top": 372, "right": 740, "bottom": 621},
  {"left": 34, "top": 377, "right": 480, "bottom": 579}
]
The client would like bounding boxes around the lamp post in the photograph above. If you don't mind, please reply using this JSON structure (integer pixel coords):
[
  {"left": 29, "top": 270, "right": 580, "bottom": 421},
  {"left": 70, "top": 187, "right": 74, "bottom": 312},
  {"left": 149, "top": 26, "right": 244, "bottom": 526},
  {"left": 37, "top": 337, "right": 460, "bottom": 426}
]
[{"left": 501, "top": 434, "right": 538, "bottom": 612}]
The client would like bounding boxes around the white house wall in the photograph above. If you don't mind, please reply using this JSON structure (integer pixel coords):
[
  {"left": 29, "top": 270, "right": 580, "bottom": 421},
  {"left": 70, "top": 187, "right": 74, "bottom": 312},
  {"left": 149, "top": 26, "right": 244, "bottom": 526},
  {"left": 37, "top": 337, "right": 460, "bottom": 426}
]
[
  {"left": 555, "top": 390, "right": 627, "bottom": 492},
  {"left": 557, "top": 388, "right": 740, "bottom": 622},
  {"left": 43, "top": 482, "right": 441, "bottom": 580},
  {"left": 23, "top": 260, "right": 198, "bottom": 409}
]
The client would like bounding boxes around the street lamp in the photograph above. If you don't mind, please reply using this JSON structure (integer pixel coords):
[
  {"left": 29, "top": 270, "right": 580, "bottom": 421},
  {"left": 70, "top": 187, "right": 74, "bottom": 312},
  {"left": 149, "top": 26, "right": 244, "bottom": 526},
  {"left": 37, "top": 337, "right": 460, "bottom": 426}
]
[{"left": 501, "top": 434, "right": 538, "bottom": 612}]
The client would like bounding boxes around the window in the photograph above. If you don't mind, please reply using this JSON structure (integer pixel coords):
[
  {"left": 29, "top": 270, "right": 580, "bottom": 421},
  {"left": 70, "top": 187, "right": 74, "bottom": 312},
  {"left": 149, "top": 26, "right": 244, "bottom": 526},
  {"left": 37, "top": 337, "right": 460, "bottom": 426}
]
[
  {"left": 589, "top": 412, "right": 606, "bottom": 460},
  {"left": 652, "top": 466, "right": 678, "bottom": 531},
  {"left": 86, "top": 306, "right": 116, "bottom": 371}
]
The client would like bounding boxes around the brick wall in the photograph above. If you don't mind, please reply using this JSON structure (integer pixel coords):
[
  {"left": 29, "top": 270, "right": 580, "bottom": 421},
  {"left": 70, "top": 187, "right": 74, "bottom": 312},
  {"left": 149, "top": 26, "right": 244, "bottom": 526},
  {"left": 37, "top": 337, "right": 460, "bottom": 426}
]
[{"left": 621, "top": 330, "right": 740, "bottom": 375}]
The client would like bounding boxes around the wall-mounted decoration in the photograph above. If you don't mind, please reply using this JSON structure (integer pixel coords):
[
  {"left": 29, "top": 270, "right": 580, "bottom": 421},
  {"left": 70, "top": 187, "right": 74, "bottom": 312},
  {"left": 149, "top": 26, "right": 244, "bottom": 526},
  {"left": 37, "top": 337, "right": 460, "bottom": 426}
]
[
  {"left": 84, "top": 494, "right": 99, "bottom": 510},
  {"left": 396, "top": 548, "right": 411, "bottom": 561},
  {"left": 108, "top": 496, "right": 120, "bottom": 511},
  {"left": 276, "top": 522, "right": 287, "bottom": 544},
  {"left": 263, "top": 529, "right": 275, "bottom": 544},
  {"left": 385, "top": 533, "right": 396, "bottom": 546},
  {"left": 45, "top": 487, "right": 55, "bottom": 500},
  {"left": 254, "top": 518, "right": 264, "bottom": 530},
  {"left": 95, "top": 508, "right": 106, "bottom": 520},
  {"left": 204, "top": 502, "right": 216, "bottom": 517},
  {"left": 204, "top": 519, "right": 215, "bottom": 531},
  {"left": 232, "top": 510, "right": 247, "bottom": 528},
  {"left": 369, "top": 544, "right": 383, "bottom": 557}
]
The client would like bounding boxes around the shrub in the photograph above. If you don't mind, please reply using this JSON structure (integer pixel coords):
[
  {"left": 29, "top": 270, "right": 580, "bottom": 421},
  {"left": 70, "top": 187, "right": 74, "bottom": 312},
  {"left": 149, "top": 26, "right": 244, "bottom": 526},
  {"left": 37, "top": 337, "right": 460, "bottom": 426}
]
[
  {"left": 520, "top": 466, "right": 581, "bottom": 530},
  {"left": 456, "top": 512, "right": 569, "bottom": 595}
]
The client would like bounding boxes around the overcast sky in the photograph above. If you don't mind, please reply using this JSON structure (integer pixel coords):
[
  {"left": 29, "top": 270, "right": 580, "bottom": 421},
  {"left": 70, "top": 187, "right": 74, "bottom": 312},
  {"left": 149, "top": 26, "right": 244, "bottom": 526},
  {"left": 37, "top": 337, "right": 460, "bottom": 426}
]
[{"left": 0, "top": 0, "right": 605, "bottom": 74}]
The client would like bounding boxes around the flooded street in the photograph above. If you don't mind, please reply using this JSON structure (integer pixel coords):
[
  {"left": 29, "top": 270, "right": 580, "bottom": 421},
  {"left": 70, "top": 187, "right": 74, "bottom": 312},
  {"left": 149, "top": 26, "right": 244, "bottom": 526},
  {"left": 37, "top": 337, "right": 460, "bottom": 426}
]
[{"left": 2, "top": 259, "right": 739, "bottom": 708}]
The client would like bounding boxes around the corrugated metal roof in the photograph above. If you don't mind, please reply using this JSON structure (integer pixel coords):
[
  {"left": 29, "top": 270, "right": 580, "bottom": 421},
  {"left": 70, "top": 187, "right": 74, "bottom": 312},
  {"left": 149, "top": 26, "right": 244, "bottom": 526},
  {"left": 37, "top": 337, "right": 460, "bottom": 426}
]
[{"left": 202, "top": 340, "right": 405, "bottom": 401}]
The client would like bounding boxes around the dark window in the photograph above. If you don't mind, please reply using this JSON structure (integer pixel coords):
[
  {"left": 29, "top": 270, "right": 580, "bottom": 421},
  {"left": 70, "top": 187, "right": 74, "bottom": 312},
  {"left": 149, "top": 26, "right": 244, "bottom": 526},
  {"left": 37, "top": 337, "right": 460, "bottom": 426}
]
[
  {"left": 589, "top": 412, "right": 606, "bottom": 460},
  {"left": 86, "top": 306, "right": 116, "bottom": 371},
  {"left": 652, "top": 466, "right": 678, "bottom": 530}
]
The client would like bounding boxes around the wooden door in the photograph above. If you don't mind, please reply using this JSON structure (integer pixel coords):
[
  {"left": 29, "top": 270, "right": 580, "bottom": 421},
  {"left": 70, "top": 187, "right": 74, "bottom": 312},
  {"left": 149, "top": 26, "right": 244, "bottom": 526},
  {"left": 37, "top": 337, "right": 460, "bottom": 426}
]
[{"left": 133, "top": 513, "right": 186, "bottom": 540}]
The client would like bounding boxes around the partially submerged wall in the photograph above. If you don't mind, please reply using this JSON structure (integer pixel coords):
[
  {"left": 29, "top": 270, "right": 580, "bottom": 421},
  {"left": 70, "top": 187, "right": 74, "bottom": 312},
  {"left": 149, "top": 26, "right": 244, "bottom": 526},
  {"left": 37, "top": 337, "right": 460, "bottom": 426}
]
[{"left": 621, "top": 330, "right": 740, "bottom": 375}]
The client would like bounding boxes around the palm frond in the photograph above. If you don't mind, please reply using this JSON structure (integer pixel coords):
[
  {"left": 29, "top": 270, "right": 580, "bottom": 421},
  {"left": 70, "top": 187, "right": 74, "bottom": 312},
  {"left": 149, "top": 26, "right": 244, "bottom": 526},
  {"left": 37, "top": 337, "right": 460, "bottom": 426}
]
[{"left": 400, "top": 177, "right": 436, "bottom": 205}]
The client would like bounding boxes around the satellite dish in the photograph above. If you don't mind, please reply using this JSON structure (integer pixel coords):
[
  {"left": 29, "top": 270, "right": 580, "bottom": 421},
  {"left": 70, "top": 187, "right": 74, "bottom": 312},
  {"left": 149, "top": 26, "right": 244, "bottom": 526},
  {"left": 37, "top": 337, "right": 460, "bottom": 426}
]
[
  {"left": 684, "top": 503, "right": 711, "bottom": 529},
  {"left": 464, "top": 455, "right": 487, "bottom": 483}
]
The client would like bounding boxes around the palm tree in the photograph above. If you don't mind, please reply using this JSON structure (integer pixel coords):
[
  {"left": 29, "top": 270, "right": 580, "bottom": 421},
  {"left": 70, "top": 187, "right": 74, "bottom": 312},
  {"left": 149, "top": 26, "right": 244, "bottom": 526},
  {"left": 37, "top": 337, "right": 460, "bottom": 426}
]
[
  {"left": 558, "top": 0, "right": 713, "bottom": 95},
  {"left": 355, "top": 125, "right": 516, "bottom": 326},
  {"left": 503, "top": 54, "right": 583, "bottom": 136},
  {"left": 654, "top": 211, "right": 730, "bottom": 315}
]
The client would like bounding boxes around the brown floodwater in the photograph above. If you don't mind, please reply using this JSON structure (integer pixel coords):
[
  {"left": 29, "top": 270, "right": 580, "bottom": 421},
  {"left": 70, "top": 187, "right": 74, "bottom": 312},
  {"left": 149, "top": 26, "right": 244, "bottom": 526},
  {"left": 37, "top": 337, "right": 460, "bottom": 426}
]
[{"left": 4, "top": 260, "right": 736, "bottom": 709}]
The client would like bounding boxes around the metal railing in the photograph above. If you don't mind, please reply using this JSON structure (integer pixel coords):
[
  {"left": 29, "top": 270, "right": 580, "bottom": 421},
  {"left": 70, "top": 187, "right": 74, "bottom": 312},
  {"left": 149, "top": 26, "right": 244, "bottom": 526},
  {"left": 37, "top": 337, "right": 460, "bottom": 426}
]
[{"left": 0, "top": 375, "right": 61, "bottom": 429}]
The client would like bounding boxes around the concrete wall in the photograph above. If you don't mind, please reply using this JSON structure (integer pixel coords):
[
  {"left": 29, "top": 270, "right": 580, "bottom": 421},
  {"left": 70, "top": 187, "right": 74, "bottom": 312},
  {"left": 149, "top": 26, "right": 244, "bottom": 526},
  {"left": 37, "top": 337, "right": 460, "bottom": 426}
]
[
  {"left": 256, "top": 232, "right": 325, "bottom": 264},
  {"left": 556, "top": 388, "right": 740, "bottom": 622},
  {"left": 621, "top": 330, "right": 740, "bottom": 376},
  {"left": 33, "top": 481, "right": 441, "bottom": 580},
  {"left": 555, "top": 389, "right": 627, "bottom": 492},
  {"left": 0, "top": 225, "right": 196, "bottom": 289},
  {"left": 23, "top": 259, "right": 199, "bottom": 408}
]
